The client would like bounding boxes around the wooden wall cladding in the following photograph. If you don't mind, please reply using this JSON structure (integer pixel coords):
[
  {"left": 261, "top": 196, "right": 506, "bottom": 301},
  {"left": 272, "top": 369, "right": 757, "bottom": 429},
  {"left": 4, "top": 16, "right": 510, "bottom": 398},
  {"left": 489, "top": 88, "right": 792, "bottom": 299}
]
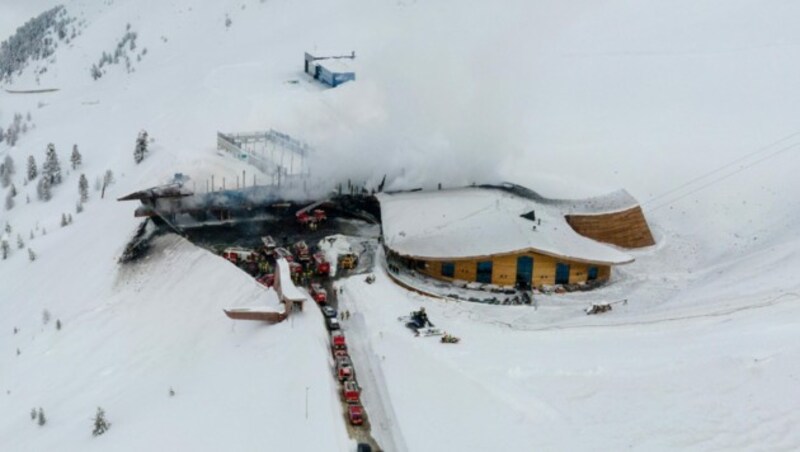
[
  {"left": 415, "top": 251, "right": 610, "bottom": 288},
  {"left": 565, "top": 206, "right": 655, "bottom": 249}
]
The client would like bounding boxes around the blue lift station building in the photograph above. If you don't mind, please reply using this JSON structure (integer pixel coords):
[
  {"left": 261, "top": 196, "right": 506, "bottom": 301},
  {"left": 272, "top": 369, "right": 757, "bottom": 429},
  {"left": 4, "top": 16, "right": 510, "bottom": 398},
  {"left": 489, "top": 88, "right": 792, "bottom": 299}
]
[{"left": 304, "top": 51, "right": 356, "bottom": 88}]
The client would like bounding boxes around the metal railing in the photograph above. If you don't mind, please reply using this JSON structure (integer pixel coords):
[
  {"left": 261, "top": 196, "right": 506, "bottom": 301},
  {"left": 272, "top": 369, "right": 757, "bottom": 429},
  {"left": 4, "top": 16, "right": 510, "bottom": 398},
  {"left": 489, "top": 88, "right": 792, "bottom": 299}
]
[{"left": 217, "top": 130, "right": 312, "bottom": 187}]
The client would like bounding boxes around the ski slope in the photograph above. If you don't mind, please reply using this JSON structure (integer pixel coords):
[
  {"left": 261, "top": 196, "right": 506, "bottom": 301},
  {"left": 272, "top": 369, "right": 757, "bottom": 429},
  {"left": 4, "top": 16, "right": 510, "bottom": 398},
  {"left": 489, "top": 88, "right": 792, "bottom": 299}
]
[{"left": 1, "top": 0, "right": 800, "bottom": 451}]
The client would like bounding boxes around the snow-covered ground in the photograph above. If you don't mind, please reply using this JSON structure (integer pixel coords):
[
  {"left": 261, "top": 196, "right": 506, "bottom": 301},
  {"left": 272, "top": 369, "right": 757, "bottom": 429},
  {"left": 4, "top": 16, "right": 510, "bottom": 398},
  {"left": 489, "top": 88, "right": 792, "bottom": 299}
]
[
  {"left": 338, "top": 248, "right": 800, "bottom": 451},
  {"left": 1, "top": 0, "right": 800, "bottom": 450},
  {"left": 2, "top": 231, "right": 350, "bottom": 451}
]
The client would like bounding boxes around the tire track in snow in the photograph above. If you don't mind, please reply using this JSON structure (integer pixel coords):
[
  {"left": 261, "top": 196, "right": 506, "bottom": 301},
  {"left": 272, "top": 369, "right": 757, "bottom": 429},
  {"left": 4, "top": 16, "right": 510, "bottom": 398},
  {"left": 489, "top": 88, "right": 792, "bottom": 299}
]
[{"left": 481, "top": 292, "right": 800, "bottom": 332}]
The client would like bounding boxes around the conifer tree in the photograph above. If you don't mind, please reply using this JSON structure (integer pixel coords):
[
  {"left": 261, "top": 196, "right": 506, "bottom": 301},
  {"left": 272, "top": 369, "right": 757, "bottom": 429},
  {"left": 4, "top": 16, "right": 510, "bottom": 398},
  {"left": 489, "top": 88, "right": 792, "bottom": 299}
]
[
  {"left": 42, "top": 143, "right": 62, "bottom": 184},
  {"left": 101, "top": 170, "right": 114, "bottom": 198},
  {"left": 91, "top": 64, "right": 102, "bottom": 80},
  {"left": 1, "top": 240, "right": 9, "bottom": 259},
  {"left": 61, "top": 213, "right": 68, "bottom": 227},
  {"left": 4, "top": 191, "right": 13, "bottom": 211},
  {"left": 37, "top": 408, "right": 46, "bottom": 426},
  {"left": 37, "top": 176, "right": 52, "bottom": 201},
  {"left": 70, "top": 144, "right": 82, "bottom": 170},
  {"left": 0, "top": 157, "right": 12, "bottom": 188},
  {"left": 27, "top": 155, "right": 38, "bottom": 180},
  {"left": 3, "top": 154, "right": 14, "bottom": 176},
  {"left": 28, "top": 247, "right": 36, "bottom": 261},
  {"left": 134, "top": 130, "right": 148, "bottom": 164},
  {"left": 92, "top": 407, "right": 110, "bottom": 436},
  {"left": 79, "top": 174, "right": 89, "bottom": 202},
  {"left": 16, "top": 234, "right": 23, "bottom": 249}
]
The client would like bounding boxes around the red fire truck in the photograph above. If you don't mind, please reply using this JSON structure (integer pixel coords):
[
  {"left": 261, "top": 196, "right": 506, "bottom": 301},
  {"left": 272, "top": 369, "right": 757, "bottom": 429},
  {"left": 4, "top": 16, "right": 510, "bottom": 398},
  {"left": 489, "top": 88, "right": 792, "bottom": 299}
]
[
  {"left": 348, "top": 404, "right": 364, "bottom": 426},
  {"left": 336, "top": 356, "right": 354, "bottom": 382},
  {"left": 331, "top": 331, "right": 347, "bottom": 351},
  {"left": 313, "top": 208, "right": 327, "bottom": 222},
  {"left": 343, "top": 380, "right": 361, "bottom": 404},
  {"left": 313, "top": 253, "right": 331, "bottom": 276},
  {"left": 221, "top": 247, "right": 254, "bottom": 264},
  {"left": 310, "top": 283, "right": 328, "bottom": 304}
]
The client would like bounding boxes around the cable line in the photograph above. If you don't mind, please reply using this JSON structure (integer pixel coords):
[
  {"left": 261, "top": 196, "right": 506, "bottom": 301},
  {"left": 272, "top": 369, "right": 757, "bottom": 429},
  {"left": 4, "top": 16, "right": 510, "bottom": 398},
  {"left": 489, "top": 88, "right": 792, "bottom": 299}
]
[
  {"left": 648, "top": 140, "right": 800, "bottom": 212},
  {"left": 643, "top": 129, "right": 800, "bottom": 207}
]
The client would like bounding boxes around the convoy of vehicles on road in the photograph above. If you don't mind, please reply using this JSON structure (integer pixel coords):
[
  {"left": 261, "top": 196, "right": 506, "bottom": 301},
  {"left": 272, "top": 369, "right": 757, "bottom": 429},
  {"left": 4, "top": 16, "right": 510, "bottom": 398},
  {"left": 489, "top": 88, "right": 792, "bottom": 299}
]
[{"left": 216, "top": 206, "right": 410, "bottom": 440}]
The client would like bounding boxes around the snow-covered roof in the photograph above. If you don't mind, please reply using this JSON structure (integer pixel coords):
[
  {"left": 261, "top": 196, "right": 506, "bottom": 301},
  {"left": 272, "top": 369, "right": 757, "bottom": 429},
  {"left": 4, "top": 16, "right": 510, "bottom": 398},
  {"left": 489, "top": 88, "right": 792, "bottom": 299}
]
[
  {"left": 276, "top": 258, "right": 307, "bottom": 301},
  {"left": 318, "top": 57, "right": 354, "bottom": 73},
  {"left": 117, "top": 183, "right": 193, "bottom": 201},
  {"left": 377, "top": 187, "right": 635, "bottom": 265},
  {"left": 481, "top": 183, "right": 640, "bottom": 214}
]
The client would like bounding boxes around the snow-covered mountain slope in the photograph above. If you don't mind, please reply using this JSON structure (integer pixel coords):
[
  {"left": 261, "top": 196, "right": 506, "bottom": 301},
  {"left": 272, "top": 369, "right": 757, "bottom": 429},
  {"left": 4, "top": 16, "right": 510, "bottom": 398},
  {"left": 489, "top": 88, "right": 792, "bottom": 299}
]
[
  {"left": 1, "top": 0, "right": 799, "bottom": 451},
  {"left": 2, "top": 233, "right": 349, "bottom": 451}
]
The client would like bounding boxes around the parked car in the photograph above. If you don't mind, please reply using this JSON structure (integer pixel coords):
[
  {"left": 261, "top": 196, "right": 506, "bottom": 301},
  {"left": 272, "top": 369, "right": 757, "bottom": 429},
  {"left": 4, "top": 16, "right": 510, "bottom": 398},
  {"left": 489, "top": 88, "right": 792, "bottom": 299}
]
[
  {"left": 322, "top": 305, "right": 337, "bottom": 318},
  {"left": 326, "top": 317, "right": 341, "bottom": 331}
]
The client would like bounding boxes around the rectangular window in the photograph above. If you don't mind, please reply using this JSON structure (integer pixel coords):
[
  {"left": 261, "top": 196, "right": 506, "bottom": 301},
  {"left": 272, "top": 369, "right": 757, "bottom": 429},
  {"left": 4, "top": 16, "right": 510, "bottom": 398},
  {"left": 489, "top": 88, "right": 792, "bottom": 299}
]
[
  {"left": 441, "top": 262, "right": 455, "bottom": 278},
  {"left": 587, "top": 266, "right": 598, "bottom": 281},
  {"left": 476, "top": 261, "right": 493, "bottom": 284}
]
